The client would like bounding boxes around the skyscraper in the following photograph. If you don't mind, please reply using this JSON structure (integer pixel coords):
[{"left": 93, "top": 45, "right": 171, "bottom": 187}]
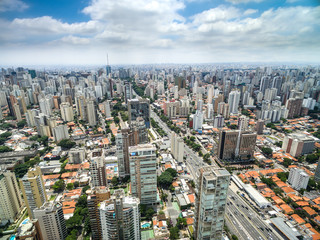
[
  {"left": 60, "top": 102, "right": 74, "bottom": 122},
  {"left": 99, "top": 189, "right": 140, "bottom": 240},
  {"left": 228, "top": 90, "right": 240, "bottom": 114},
  {"left": 20, "top": 167, "right": 47, "bottom": 219},
  {"left": 194, "top": 166, "right": 230, "bottom": 240},
  {"left": 90, "top": 149, "right": 107, "bottom": 187},
  {"left": 87, "top": 187, "right": 111, "bottom": 240},
  {"left": 0, "top": 171, "right": 24, "bottom": 225},
  {"left": 129, "top": 144, "right": 157, "bottom": 205},
  {"left": 13, "top": 103, "right": 22, "bottom": 121},
  {"left": 86, "top": 99, "right": 97, "bottom": 126},
  {"left": 52, "top": 125, "right": 69, "bottom": 142},
  {"left": 288, "top": 168, "right": 309, "bottom": 190},
  {"left": 171, "top": 132, "right": 184, "bottom": 163},
  {"left": 128, "top": 98, "right": 150, "bottom": 128},
  {"left": 256, "top": 119, "right": 264, "bottom": 135},
  {"left": 314, "top": 158, "right": 320, "bottom": 182},
  {"left": 33, "top": 202, "right": 67, "bottom": 240}
]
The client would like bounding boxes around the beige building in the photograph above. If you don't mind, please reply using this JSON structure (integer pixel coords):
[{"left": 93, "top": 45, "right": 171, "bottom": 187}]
[
  {"left": 60, "top": 102, "right": 74, "bottom": 122},
  {"left": 20, "top": 167, "right": 47, "bottom": 219},
  {"left": 33, "top": 202, "right": 67, "bottom": 240},
  {"left": 0, "top": 171, "right": 24, "bottom": 225}
]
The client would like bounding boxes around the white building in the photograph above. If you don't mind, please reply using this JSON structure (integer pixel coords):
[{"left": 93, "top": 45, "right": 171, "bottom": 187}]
[
  {"left": 288, "top": 168, "right": 310, "bottom": 190},
  {"left": 303, "top": 97, "right": 316, "bottom": 110},
  {"left": 194, "top": 167, "right": 230, "bottom": 240},
  {"left": 60, "top": 102, "right": 74, "bottom": 122},
  {"left": 99, "top": 189, "right": 140, "bottom": 240},
  {"left": 86, "top": 99, "right": 97, "bottom": 126},
  {"left": 52, "top": 125, "right": 69, "bottom": 142},
  {"left": 171, "top": 132, "right": 184, "bottom": 163},
  {"left": 228, "top": 90, "right": 240, "bottom": 114},
  {"left": 33, "top": 202, "right": 67, "bottom": 240}
]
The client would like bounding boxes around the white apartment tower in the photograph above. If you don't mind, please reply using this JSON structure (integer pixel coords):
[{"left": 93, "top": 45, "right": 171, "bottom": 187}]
[
  {"left": 99, "top": 189, "right": 140, "bottom": 240},
  {"left": 194, "top": 167, "right": 230, "bottom": 240},
  {"left": 288, "top": 168, "right": 310, "bottom": 190},
  {"left": 228, "top": 90, "right": 240, "bottom": 114},
  {"left": 60, "top": 102, "right": 74, "bottom": 122},
  {"left": 33, "top": 202, "right": 67, "bottom": 240}
]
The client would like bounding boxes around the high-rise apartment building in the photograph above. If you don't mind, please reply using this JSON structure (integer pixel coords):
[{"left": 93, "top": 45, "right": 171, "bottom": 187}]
[
  {"left": 90, "top": 149, "right": 107, "bottom": 187},
  {"left": 20, "top": 167, "right": 47, "bottom": 219},
  {"left": 87, "top": 186, "right": 111, "bottom": 240},
  {"left": 99, "top": 189, "right": 140, "bottom": 240},
  {"left": 129, "top": 144, "right": 157, "bottom": 205},
  {"left": 285, "top": 97, "right": 303, "bottom": 119},
  {"left": 128, "top": 98, "right": 150, "bottom": 128},
  {"left": 228, "top": 90, "right": 240, "bottom": 114},
  {"left": 60, "top": 102, "right": 74, "bottom": 122},
  {"left": 33, "top": 202, "right": 67, "bottom": 240},
  {"left": 288, "top": 168, "right": 310, "bottom": 190},
  {"left": 314, "top": 158, "right": 320, "bottom": 182},
  {"left": 0, "top": 171, "right": 24, "bottom": 225},
  {"left": 86, "top": 99, "right": 97, "bottom": 126},
  {"left": 194, "top": 166, "right": 230, "bottom": 240},
  {"left": 171, "top": 132, "right": 184, "bottom": 163},
  {"left": 52, "top": 125, "right": 69, "bottom": 142},
  {"left": 218, "top": 130, "right": 257, "bottom": 163},
  {"left": 76, "top": 96, "right": 87, "bottom": 121},
  {"left": 256, "top": 119, "right": 264, "bottom": 135},
  {"left": 13, "top": 103, "right": 23, "bottom": 121}
]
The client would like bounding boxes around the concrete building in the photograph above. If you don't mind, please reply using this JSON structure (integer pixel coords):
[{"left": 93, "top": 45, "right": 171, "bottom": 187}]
[
  {"left": 238, "top": 115, "right": 249, "bottom": 131},
  {"left": 285, "top": 97, "right": 303, "bottom": 119},
  {"left": 129, "top": 144, "right": 157, "bottom": 205},
  {"left": 20, "top": 167, "right": 47, "bottom": 219},
  {"left": 194, "top": 167, "right": 230, "bottom": 240},
  {"left": 282, "top": 133, "right": 315, "bottom": 157},
  {"left": 228, "top": 90, "right": 240, "bottom": 114},
  {"left": 87, "top": 187, "right": 111, "bottom": 240},
  {"left": 218, "top": 130, "right": 257, "bottom": 163},
  {"left": 256, "top": 119, "right": 264, "bottom": 135},
  {"left": 193, "top": 99, "right": 204, "bottom": 131},
  {"left": 13, "top": 103, "right": 23, "bottom": 121},
  {"left": 86, "top": 99, "right": 97, "bottom": 126},
  {"left": 171, "top": 132, "right": 184, "bottom": 163},
  {"left": 99, "top": 189, "right": 140, "bottom": 240},
  {"left": 314, "top": 158, "right": 320, "bottom": 182},
  {"left": 15, "top": 219, "right": 43, "bottom": 240},
  {"left": 33, "top": 202, "right": 67, "bottom": 240},
  {"left": 0, "top": 171, "right": 24, "bottom": 225},
  {"left": 60, "top": 102, "right": 74, "bottom": 122},
  {"left": 90, "top": 149, "right": 107, "bottom": 187},
  {"left": 213, "top": 115, "right": 224, "bottom": 128},
  {"left": 68, "top": 147, "right": 86, "bottom": 164},
  {"left": 52, "top": 125, "right": 69, "bottom": 142},
  {"left": 128, "top": 98, "right": 150, "bottom": 128},
  {"left": 288, "top": 168, "right": 310, "bottom": 190}
]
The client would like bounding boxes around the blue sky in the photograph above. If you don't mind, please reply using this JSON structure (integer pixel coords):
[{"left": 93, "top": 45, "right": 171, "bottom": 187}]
[{"left": 0, "top": 0, "right": 319, "bottom": 65}]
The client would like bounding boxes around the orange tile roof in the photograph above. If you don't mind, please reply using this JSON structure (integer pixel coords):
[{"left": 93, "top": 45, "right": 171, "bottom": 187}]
[
  {"left": 291, "top": 214, "right": 306, "bottom": 225},
  {"left": 303, "top": 207, "right": 317, "bottom": 216},
  {"left": 188, "top": 194, "right": 195, "bottom": 204},
  {"left": 186, "top": 218, "right": 194, "bottom": 225},
  {"left": 164, "top": 164, "right": 172, "bottom": 169},
  {"left": 61, "top": 172, "right": 77, "bottom": 179},
  {"left": 81, "top": 162, "right": 90, "bottom": 169},
  {"left": 65, "top": 164, "right": 81, "bottom": 171},
  {"left": 63, "top": 208, "right": 75, "bottom": 214},
  {"left": 313, "top": 197, "right": 320, "bottom": 205},
  {"left": 280, "top": 204, "right": 294, "bottom": 214},
  {"left": 296, "top": 201, "right": 309, "bottom": 207},
  {"left": 271, "top": 196, "right": 285, "bottom": 205},
  {"left": 275, "top": 181, "right": 288, "bottom": 189},
  {"left": 282, "top": 186, "right": 295, "bottom": 194},
  {"left": 287, "top": 194, "right": 302, "bottom": 202},
  {"left": 172, "top": 181, "right": 179, "bottom": 187},
  {"left": 43, "top": 174, "right": 60, "bottom": 180}
]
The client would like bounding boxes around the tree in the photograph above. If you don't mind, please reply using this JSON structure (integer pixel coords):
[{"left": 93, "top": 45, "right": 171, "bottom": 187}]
[
  {"left": 261, "top": 147, "right": 273, "bottom": 156},
  {"left": 111, "top": 176, "right": 118, "bottom": 186},
  {"left": 306, "top": 154, "right": 319, "bottom": 164},
  {"left": 282, "top": 158, "right": 292, "bottom": 168},
  {"left": 114, "top": 116, "right": 120, "bottom": 124},
  {"left": 74, "top": 181, "right": 79, "bottom": 188},
  {"left": 145, "top": 208, "right": 155, "bottom": 220},
  {"left": 66, "top": 183, "right": 74, "bottom": 191},
  {"left": 52, "top": 179, "right": 65, "bottom": 192},
  {"left": 275, "top": 141, "right": 283, "bottom": 147},
  {"left": 58, "top": 139, "right": 76, "bottom": 149},
  {"left": 277, "top": 172, "right": 289, "bottom": 182},
  {"left": 0, "top": 146, "right": 13, "bottom": 153},
  {"left": 158, "top": 168, "right": 177, "bottom": 188},
  {"left": 232, "top": 235, "right": 239, "bottom": 240},
  {"left": 169, "top": 226, "right": 179, "bottom": 240},
  {"left": 0, "top": 132, "right": 12, "bottom": 138},
  {"left": 230, "top": 124, "right": 238, "bottom": 130},
  {"left": 176, "top": 217, "right": 187, "bottom": 229},
  {"left": 17, "top": 120, "right": 27, "bottom": 128}
]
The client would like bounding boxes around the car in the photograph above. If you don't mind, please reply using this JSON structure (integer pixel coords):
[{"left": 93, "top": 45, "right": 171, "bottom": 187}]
[{"left": 248, "top": 217, "right": 251, "bottom": 220}]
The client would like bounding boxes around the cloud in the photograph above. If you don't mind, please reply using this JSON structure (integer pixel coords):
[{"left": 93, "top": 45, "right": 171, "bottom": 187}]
[
  {"left": 0, "top": 1, "right": 319, "bottom": 65},
  {"left": 0, "top": 0, "right": 28, "bottom": 12},
  {"left": 225, "top": 0, "right": 265, "bottom": 4}
]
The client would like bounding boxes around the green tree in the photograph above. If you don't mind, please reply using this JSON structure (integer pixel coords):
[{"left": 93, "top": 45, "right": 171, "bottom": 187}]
[
  {"left": 261, "top": 147, "right": 273, "bottom": 156},
  {"left": 52, "top": 179, "right": 65, "bottom": 192},
  {"left": 0, "top": 146, "right": 13, "bottom": 153},
  {"left": 145, "top": 208, "right": 155, "bottom": 220},
  {"left": 282, "top": 158, "right": 292, "bottom": 168},
  {"left": 169, "top": 226, "right": 179, "bottom": 240},
  {"left": 58, "top": 139, "right": 76, "bottom": 149},
  {"left": 232, "top": 235, "right": 239, "bottom": 240},
  {"left": 74, "top": 181, "right": 79, "bottom": 188},
  {"left": 111, "top": 176, "right": 118, "bottom": 186},
  {"left": 114, "top": 116, "right": 120, "bottom": 124},
  {"left": 230, "top": 124, "right": 238, "bottom": 130},
  {"left": 66, "top": 183, "right": 74, "bottom": 191},
  {"left": 176, "top": 217, "right": 187, "bottom": 229},
  {"left": 17, "top": 120, "right": 27, "bottom": 128},
  {"left": 0, "top": 132, "right": 12, "bottom": 138}
]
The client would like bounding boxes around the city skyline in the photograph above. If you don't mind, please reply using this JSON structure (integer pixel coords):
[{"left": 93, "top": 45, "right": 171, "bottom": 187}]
[{"left": 0, "top": 0, "right": 319, "bottom": 66}]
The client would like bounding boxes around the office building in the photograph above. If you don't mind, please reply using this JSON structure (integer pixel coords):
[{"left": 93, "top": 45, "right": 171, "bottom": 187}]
[
  {"left": 129, "top": 144, "right": 157, "bottom": 205},
  {"left": 256, "top": 119, "right": 264, "bottom": 135},
  {"left": 87, "top": 187, "right": 111, "bottom": 240},
  {"left": 171, "top": 132, "right": 184, "bottom": 163},
  {"left": 99, "top": 189, "right": 140, "bottom": 240},
  {"left": 288, "top": 168, "right": 310, "bottom": 190},
  {"left": 228, "top": 90, "right": 240, "bottom": 114},
  {"left": 124, "top": 82, "right": 133, "bottom": 104},
  {"left": 194, "top": 166, "right": 230, "bottom": 240},
  {"left": 128, "top": 98, "right": 150, "bottom": 128},
  {"left": 33, "top": 202, "right": 67, "bottom": 240},
  {"left": 20, "top": 167, "right": 47, "bottom": 219},
  {"left": 218, "top": 130, "right": 257, "bottom": 163},
  {"left": 0, "top": 171, "right": 24, "bottom": 225},
  {"left": 282, "top": 133, "right": 315, "bottom": 157},
  {"left": 86, "top": 99, "right": 97, "bottom": 126},
  {"left": 90, "top": 149, "right": 107, "bottom": 187},
  {"left": 52, "top": 125, "right": 69, "bottom": 142},
  {"left": 60, "top": 102, "right": 74, "bottom": 122}
]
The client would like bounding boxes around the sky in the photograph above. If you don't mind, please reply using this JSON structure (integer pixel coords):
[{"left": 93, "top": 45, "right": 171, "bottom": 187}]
[{"left": 0, "top": 0, "right": 319, "bottom": 66}]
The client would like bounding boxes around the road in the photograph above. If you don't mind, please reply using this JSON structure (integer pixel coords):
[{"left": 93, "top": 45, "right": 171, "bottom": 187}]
[{"left": 225, "top": 188, "right": 281, "bottom": 240}]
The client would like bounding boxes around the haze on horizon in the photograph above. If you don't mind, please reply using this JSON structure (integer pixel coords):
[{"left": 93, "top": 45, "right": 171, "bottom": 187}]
[{"left": 0, "top": 0, "right": 319, "bottom": 66}]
